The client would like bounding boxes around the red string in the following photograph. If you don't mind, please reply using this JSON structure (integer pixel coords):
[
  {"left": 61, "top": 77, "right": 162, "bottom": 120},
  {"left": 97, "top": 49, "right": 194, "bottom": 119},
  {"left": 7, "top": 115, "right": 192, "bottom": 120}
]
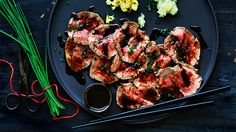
[
  {"left": 31, "top": 80, "right": 80, "bottom": 120},
  {"left": 0, "top": 59, "right": 18, "bottom": 95},
  {"left": 0, "top": 59, "right": 80, "bottom": 120}
]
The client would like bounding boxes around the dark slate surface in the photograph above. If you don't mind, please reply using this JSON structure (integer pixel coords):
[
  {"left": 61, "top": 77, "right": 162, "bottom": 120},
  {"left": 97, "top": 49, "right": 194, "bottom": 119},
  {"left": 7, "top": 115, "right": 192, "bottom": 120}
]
[{"left": 0, "top": 0, "right": 235, "bottom": 131}]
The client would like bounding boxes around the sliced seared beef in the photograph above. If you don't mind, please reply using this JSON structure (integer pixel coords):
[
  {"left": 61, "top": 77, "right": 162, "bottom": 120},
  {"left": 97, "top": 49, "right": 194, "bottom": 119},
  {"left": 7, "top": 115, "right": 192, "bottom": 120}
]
[
  {"left": 65, "top": 38, "right": 94, "bottom": 72},
  {"left": 146, "top": 41, "right": 173, "bottom": 71},
  {"left": 156, "top": 64, "right": 202, "bottom": 97},
  {"left": 114, "top": 52, "right": 148, "bottom": 80},
  {"left": 178, "top": 63, "right": 202, "bottom": 96},
  {"left": 90, "top": 56, "right": 118, "bottom": 84},
  {"left": 133, "top": 72, "right": 157, "bottom": 88},
  {"left": 88, "top": 24, "right": 119, "bottom": 59},
  {"left": 68, "top": 11, "right": 104, "bottom": 45},
  {"left": 164, "top": 27, "right": 201, "bottom": 66},
  {"left": 136, "top": 86, "right": 160, "bottom": 103},
  {"left": 113, "top": 21, "right": 149, "bottom": 64},
  {"left": 116, "top": 83, "right": 153, "bottom": 109}
]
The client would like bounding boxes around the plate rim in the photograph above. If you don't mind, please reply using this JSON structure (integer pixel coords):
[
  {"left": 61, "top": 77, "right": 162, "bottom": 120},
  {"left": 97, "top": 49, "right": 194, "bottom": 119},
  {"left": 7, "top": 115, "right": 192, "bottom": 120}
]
[{"left": 46, "top": 0, "right": 219, "bottom": 124}]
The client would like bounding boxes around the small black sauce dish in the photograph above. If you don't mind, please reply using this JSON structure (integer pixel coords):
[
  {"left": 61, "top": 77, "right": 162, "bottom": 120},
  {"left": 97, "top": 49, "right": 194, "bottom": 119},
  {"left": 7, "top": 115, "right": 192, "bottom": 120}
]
[{"left": 84, "top": 83, "right": 112, "bottom": 113}]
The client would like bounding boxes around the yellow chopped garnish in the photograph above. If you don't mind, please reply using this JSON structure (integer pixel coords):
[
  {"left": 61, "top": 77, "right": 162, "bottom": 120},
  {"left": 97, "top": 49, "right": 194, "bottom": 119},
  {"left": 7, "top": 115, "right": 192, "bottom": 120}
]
[{"left": 106, "top": 0, "right": 139, "bottom": 12}]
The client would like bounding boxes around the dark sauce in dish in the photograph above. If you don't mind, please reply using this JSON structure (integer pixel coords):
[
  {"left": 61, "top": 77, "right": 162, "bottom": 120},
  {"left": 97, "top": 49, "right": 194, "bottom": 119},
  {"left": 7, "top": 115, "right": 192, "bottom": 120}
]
[
  {"left": 84, "top": 84, "right": 112, "bottom": 112},
  {"left": 190, "top": 25, "right": 208, "bottom": 49}
]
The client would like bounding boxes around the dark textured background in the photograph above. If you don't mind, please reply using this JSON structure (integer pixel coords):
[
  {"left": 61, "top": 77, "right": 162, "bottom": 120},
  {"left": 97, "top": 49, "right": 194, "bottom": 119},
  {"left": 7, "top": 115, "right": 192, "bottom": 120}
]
[{"left": 0, "top": 0, "right": 235, "bottom": 131}]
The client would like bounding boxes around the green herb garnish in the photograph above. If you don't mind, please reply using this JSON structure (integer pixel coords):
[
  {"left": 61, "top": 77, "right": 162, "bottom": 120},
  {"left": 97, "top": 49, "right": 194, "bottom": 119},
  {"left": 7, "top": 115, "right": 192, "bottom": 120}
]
[
  {"left": 129, "top": 47, "right": 135, "bottom": 54},
  {"left": 106, "top": 69, "right": 110, "bottom": 74},
  {"left": 98, "top": 38, "right": 103, "bottom": 44},
  {"left": 101, "top": 63, "right": 106, "bottom": 70},
  {"left": 162, "top": 72, "right": 167, "bottom": 78},
  {"left": 101, "top": 63, "right": 110, "bottom": 74},
  {"left": 145, "top": 65, "right": 152, "bottom": 75},
  {"left": 170, "top": 41, "right": 175, "bottom": 45},
  {"left": 147, "top": 53, "right": 153, "bottom": 58},
  {"left": 92, "top": 43, "right": 97, "bottom": 50},
  {"left": 170, "top": 39, "right": 179, "bottom": 46},
  {"left": 128, "top": 45, "right": 137, "bottom": 54},
  {"left": 78, "top": 24, "right": 83, "bottom": 30},
  {"left": 149, "top": 59, "right": 154, "bottom": 65},
  {"left": 0, "top": 0, "right": 64, "bottom": 117},
  {"left": 148, "top": 50, "right": 159, "bottom": 61},
  {"left": 170, "top": 70, "right": 174, "bottom": 75},
  {"left": 160, "top": 28, "right": 169, "bottom": 37},
  {"left": 86, "top": 23, "right": 91, "bottom": 27},
  {"left": 83, "top": 49, "right": 88, "bottom": 58}
]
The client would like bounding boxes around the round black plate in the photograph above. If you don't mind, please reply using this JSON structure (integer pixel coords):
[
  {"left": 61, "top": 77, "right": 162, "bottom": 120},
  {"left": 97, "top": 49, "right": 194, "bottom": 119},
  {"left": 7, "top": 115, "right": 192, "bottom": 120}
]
[{"left": 47, "top": 0, "right": 218, "bottom": 124}]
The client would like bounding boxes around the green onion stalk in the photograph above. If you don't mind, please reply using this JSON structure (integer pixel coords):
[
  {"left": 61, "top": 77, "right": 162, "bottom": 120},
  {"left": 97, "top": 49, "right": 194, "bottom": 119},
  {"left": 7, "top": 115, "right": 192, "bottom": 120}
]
[{"left": 0, "top": 0, "right": 65, "bottom": 117}]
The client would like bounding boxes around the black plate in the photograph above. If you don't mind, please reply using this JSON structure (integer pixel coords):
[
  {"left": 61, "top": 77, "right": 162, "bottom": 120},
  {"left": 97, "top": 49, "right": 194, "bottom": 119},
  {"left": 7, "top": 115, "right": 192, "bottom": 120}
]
[{"left": 47, "top": 0, "right": 218, "bottom": 124}]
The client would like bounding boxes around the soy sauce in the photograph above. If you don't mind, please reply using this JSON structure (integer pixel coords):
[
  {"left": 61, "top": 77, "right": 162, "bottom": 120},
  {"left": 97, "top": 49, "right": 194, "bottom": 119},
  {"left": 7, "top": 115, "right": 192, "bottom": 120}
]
[
  {"left": 76, "top": 72, "right": 86, "bottom": 85},
  {"left": 150, "top": 28, "right": 169, "bottom": 41},
  {"left": 65, "top": 63, "right": 86, "bottom": 85},
  {"left": 88, "top": 5, "right": 95, "bottom": 12},
  {"left": 70, "top": 12, "right": 79, "bottom": 20},
  {"left": 190, "top": 25, "right": 208, "bottom": 49},
  {"left": 57, "top": 33, "right": 65, "bottom": 48},
  {"left": 119, "top": 18, "right": 129, "bottom": 25},
  {"left": 64, "top": 31, "right": 69, "bottom": 37},
  {"left": 84, "top": 84, "right": 111, "bottom": 112},
  {"left": 103, "top": 25, "right": 119, "bottom": 37},
  {"left": 181, "top": 69, "right": 190, "bottom": 87}
]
